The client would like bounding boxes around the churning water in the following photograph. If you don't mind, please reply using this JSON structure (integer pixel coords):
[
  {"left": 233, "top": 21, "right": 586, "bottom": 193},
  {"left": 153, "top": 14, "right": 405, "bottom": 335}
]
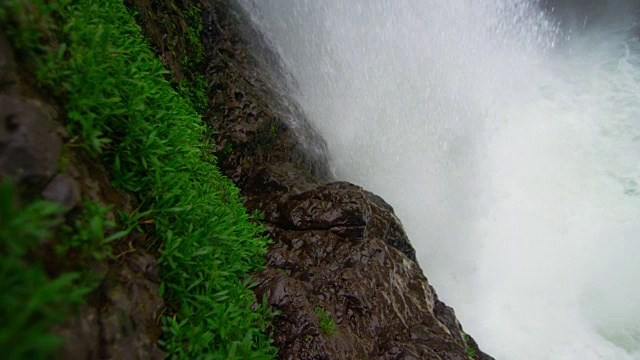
[{"left": 237, "top": 0, "right": 640, "bottom": 358}]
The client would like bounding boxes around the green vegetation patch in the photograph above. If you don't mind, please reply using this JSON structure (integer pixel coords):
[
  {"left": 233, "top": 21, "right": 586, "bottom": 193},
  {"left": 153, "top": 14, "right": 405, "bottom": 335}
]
[
  {"left": 465, "top": 334, "right": 477, "bottom": 358},
  {"left": 177, "top": 5, "right": 207, "bottom": 114},
  {"left": 315, "top": 306, "right": 337, "bottom": 335},
  {"left": 0, "top": 178, "right": 121, "bottom": 359},
  {"left": 2, "top": 0, "right": 276, "bottom": 358},
  {"left": 0, "top": 179, "right": 90, "bottom": 359}
]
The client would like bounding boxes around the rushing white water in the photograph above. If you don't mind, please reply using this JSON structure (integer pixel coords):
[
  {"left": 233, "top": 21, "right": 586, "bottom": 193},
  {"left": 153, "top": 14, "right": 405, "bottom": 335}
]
[{"left": 237, "top": 1, "right": 640, "bottom": 359}]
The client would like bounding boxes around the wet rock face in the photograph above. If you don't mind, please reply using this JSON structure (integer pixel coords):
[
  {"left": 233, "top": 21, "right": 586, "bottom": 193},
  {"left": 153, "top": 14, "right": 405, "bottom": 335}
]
[
  {"left": 55, "top": 252, "right": 164, "bottom": 360},
  {"left": 0, "top": 29, "right": 62, "bottom": 191},
  {"left": 244, "top": 168, "right": 416, "bottom": 262},
  {"left": 253, "top": 228, "right": 458, "bottom": 359},
  {"left": 275, "top": 182, "right": 372, "bottom": 231},
  {"left": 203, "top": 1, "right": 492, "bottom": 359},
  {"left": 202, "top": 0, "right": 331, "bottom": 187},
  {"left": 0, "top": 96, "right": 61, "bottom": 187},
  {"left": 246, "top": 173, "right": 473, "bottom": 359}
]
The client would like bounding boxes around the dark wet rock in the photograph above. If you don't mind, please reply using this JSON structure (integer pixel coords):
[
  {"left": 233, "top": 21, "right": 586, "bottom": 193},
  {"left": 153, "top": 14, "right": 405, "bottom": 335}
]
[
  {"left": 202, "top": 1, "right": 330, "bottom": 186},
  {"left": 0, "top": 88, "right": 61, "bottom": 191},
  {"left": 275, "top": 182, "right": 371, "bottom": 231},
  {"left": 363, "top": 190, "right": 417, "bottom": 262},
  {"left": 253, "top": 229, "right": 470, "bottom": 359},
  {"left": 53, "top": 306, "right": 102, "bottom": 360},
  {"left": 41, "top": 173, "right": 81, "bottom": 209},
  {"left": 99, "top": 252, "right": 164, "bottom": 360},
  {"left": 244, "top": 170, "right": 416, "bottom": 262},
  {"left": 55, "top": 251, "right": 164, "bottom": 360},
  {"left": 0, "top": 29, "right": 19, "bottom": 95},
  {"left": 0, "top": 29, "right": 62, "bottom": 191}
]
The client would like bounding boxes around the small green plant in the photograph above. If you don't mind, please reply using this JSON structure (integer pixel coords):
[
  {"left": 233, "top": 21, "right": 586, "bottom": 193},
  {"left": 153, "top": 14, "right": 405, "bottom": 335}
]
[
  {"left": 467, "top": 346, "right": 476, "bottom": 357},
  {"left": 222, "top": 142, "right": 233, "bottom": 156},
  {"left": 57, "top": 200, "right": 129, "bottom": 261},
  {"left": 0, "top": 179, "right": 89, "bottom": 358},
  {"left": 177, "top": 73, "right": 207, "bottom": 114},
  {"left": 177, "top": 5, "right": 207, "bottom": 113},
  {"left": 465, "top": 335, "right": 476, "bottom": 357},
  {"left": 276, "top": 268, "right": 291, "bottom": 276},
  {"left": 183, "top": 5, "right": 204, "bottom": 64},
  {"left": 315, "top": 306, "right": 337, "bottom": 335}
]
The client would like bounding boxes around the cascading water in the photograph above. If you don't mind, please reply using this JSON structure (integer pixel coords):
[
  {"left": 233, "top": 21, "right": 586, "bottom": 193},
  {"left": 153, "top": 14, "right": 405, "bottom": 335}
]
[{"left": 237, "top": 0, "right": 640, "bottom": 358}]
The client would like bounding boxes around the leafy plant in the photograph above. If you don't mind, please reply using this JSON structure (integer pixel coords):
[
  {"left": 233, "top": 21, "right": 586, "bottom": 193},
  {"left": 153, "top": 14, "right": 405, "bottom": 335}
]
[
  {"left": 177, "top": 5, "right": 207, "bottom": 113},
  {"left": 177, "top": 73, "right": 207, "bottom": 114},
  {"left": 315, "top": 306, "right": 337, "bottom": 335},
  {"left": 184, "top": 5, "right": 204, "bottom": 65},
  {"left": 467, "top": 346, "right": 476, "bottom": 357},
  {"left": 0, "top": 179, "right": 89, "bottom": 359},
  {"left": 57, "top": 200, "right": 129, "bottom": 261},
  {"left": 465, "top": 334, "right": 476, "bottom": 357}
]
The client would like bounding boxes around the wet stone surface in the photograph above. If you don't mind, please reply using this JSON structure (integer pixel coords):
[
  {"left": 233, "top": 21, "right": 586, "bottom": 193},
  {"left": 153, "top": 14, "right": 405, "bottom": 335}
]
[{"left": 0, "top": 95, "right": 62, "bottom": 190}]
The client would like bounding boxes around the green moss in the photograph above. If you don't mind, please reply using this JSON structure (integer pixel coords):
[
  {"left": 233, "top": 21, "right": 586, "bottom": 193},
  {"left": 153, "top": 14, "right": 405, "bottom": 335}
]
[{"left": 222, "top": 142, "right": 233, "bottom": 157}]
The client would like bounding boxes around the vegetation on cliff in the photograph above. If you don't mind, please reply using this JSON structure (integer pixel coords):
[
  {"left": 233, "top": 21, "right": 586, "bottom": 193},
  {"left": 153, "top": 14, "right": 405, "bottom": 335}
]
[
  {"left": 0, "top": 180, "right": 88, "bottom": 358},
  {"left": 1, "top": 0, "right": 276, "bottom": 358}
]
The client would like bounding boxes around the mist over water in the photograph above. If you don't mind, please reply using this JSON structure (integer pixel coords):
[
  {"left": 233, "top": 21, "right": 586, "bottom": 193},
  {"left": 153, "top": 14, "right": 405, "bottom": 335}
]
[{"left": 237, "top": 1, "right": 640, "bottom": 358}]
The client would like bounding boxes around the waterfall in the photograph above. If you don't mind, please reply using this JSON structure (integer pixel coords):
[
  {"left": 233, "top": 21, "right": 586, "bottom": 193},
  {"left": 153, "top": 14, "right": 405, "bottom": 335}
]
[{"left": 237, "top": 0, "right": 640, "bottom": 358}]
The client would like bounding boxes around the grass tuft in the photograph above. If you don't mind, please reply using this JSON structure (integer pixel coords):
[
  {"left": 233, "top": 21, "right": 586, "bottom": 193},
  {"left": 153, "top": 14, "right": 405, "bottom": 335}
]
[{"left": 315, "top": 306, "right": 337, "bottom": 336}]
